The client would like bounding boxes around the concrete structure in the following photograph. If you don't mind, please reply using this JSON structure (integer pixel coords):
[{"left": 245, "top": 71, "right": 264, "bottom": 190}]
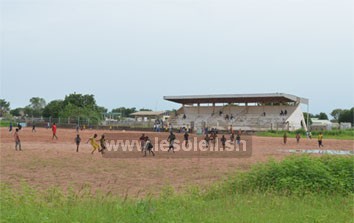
[
  {"left": 164, "top": 93, "right": 309, "bottom": 132},
  {"left": 130, "top": 111, "right": 166, "bottom": 122}
]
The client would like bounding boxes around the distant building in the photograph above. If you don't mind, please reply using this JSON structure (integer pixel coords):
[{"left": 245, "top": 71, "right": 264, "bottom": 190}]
[
  {"left": 340, "top": 122, "right": 352, "bottom": 129},
  {"left": 310, "top": 118, "right": 337, "bottom": 131}
]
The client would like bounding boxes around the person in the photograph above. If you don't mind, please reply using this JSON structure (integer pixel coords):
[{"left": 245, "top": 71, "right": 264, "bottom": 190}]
[
  {"left": 144, "top": 137, "right": 155, "bottom": 157},
  {"left": 204, "top": 134, "right": 210, "bottom": 148},
  {"left": 52, "top": 123, "right": 58, "bottom": 140},
  {"left": 318, "top": 132, "right": 324, "bottom": 147},
  {"left": 283, "top": 132, "right": 287, "bottom": 144},
  {"left": 47, "top": 122, "right": 50, "bottom": 129},
  {"left": 139, "top": 134, "right": 146, "bottom": 152},
  {"left": 236, "top": 134, "right": 241, "bottom": 145},
  {"left": 99, "top": 135, "right": 107, "bottom": 154},
  {"left": 220, "top": 135, "right": 226, "bottom": 150},
  {"left": 284, "top": 110, "right": 287, "bottom": 115},
  {"left": 17, "top": 123, "right": 22, "bottom": 130},
  {"left": 230, "top": 132, "right": 235, "bottom": 143},
  {"left": 9, "top": 122, "right": 13, "bottom": 132},
  {"left": 76, "top": 125, "right": 80, "bottom": 133},
  {"left": 296, "top": 133, "right": 301, "bottom": 144},
  {"left": 184, "top": 131, "right": 189, "bottom": 147},
  {"left": 167, "top": 132, "right": 176, "bottom": 153},
  {"left": 32, "top": 124, "right": 36, "bottom": 133},
  {"left": 14, "top": 128, "right": 21, "bottom": 151},
  {"left": 280, "top": 110, "right": 284, "bottom": 116},
  {"left": 75, "top": 134, "right": 81, "bottom": 152},
  {"left": 87, "top": 134, "right": 100, "bottom": 154}
]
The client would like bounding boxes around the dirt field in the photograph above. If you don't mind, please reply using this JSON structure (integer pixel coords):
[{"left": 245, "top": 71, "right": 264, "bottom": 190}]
[{"left": 1, "top": 127, "right": 353, "bottom": 197}]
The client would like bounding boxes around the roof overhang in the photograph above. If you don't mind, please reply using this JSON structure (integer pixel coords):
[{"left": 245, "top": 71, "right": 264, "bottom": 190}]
[{"left": 164, "top": 93, "right": 308, "bottom": 105}]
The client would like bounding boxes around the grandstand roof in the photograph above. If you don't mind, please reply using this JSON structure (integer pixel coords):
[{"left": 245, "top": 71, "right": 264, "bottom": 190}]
[{"left": 164, "top": 93, "right": 308, "bottom": 105}]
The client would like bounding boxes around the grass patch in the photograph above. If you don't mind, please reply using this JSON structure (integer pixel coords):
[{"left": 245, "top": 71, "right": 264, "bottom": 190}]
[
  {"left": 1, "top": 156, "right": 353, "bottom": 223},
  {"left": 208, "top": 155, "right": 354, "bottom": 197},
  {"left": 0, "top": 120, "right": 12, "bottom": 127},
  {"left": 256, "top": 129, "right": 354, "bottom": 140}
]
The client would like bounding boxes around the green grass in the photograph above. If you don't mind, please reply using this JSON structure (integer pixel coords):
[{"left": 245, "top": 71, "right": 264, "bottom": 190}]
[
  {"left": 256, "top": 129, "right": 354, "bottom": 140},
  {"left": 1, "top": 156, "right": 353, "bottom": 223},
  {"left": 1, "top": 186, "right": 352, "bottom": 223},
  {"left": 0, "top": 120, "right": 12, "bottom": 127}
]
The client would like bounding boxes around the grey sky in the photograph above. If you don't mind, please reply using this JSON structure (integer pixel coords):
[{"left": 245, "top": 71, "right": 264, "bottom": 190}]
[{"left": 1, "top": 0, "right": 353, "bottom": 115}]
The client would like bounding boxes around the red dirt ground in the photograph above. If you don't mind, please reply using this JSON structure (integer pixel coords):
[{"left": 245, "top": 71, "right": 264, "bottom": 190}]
[{"left": 0, "top": 127, "right": 353, "bottom": 197}]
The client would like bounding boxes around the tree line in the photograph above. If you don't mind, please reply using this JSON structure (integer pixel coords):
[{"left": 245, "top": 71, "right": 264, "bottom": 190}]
[{"left": 0, "top": 93, "right": 152, "bottom": 122}]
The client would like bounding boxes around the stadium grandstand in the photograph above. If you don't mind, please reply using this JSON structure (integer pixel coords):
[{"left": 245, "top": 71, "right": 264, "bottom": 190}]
[{"left": 164, "top": 93, "right": 309, "bottom": 132}]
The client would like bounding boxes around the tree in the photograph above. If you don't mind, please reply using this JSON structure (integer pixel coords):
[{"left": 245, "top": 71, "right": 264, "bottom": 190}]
[
  {"left": 10, "top": 108, "right": 25, "bottom": 117},
  {"left": 303, "top": 112, "right": 314, "bottom": 125},
  {"left": 330, "top": 109, "right": 342, "bottom": 121},
  {"left": 56, "top": 93, "right": 104, "bottom": 124},
  {"left": 0, "top": 99, "right": 10, "bottom": 117},
  {"left": 63, "top": 93, "right": 97, "bottom": 109},
  {"left": 25, "top": 97, "right": 46, "bottom": 117},
  {"left": 338, "top": 108, "right": 354, "bottom": 125},
  {"left": 112, "top": 107, "right": 137, "bottom": 117},
  {"left": 59, "top": 104, "right": 102, "bottom": 125},
  {"left": 42, "top": 100, "right": 64, "bottom": 118},
  {"left": 30, "top": 97, "right": 46, "bottom": 111},
  {"left": 139, "top": 108, "right": 152, "bottom": 112},
  {"left": 315, "top": 112, "right": 328, "bottom": 120},
  {"left": 97, "top": 106, "right": 108, "bottom": 114}
]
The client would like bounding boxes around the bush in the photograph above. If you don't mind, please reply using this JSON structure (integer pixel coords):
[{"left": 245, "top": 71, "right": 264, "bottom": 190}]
[{"left": 211, "top": 155, "right": 354, "bottom": 197}]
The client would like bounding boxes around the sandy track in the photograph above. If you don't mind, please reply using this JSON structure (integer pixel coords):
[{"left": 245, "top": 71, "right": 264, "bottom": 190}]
[{"left": 1, "top": 127, "right": 352, "bottom": 197}]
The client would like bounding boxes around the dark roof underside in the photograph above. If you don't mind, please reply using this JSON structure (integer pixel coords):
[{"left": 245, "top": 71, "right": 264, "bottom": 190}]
[{"left": 164, "top": 93, "right": 308, "bottom": 105}]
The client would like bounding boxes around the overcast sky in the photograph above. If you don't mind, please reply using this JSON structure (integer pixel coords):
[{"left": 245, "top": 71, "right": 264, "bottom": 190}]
[{"left": 1, "top": 0, "right": 353, "bottom": 115}]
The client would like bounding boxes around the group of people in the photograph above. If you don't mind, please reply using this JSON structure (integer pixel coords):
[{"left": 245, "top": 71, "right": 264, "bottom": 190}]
[
  {"left": 153, "top": 119, "right": 165, "bottom": 132},
  {"left": 139, "top": 134, "right": 155, "bottom": 156},
  {"left": 9, "top": 122, "right": 59, "bottom": 151},
  {"left": 280, "top": 110, "right": 288, "bottom": 116},
  {"left": 85, "top": 134, "right": 107, "bottom": 154},
  {"left": 9, "top": 121, "right": 326, "bottom": 154},
  {"left": 283, "top": 131, "right": 324, "bottom": 147},
  {"left": 138, "top": 132, "right": 177, "bottom": 156}
]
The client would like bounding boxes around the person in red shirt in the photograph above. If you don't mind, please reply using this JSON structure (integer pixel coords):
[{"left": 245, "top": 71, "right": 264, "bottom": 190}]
[{"left": 52, "top": 123, "right": 58, "bottom": 140}]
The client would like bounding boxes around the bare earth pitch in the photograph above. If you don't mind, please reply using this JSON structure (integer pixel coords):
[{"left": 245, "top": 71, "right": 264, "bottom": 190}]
[{"left": 0, "top": 127, "right": 352, "bottom": 197}]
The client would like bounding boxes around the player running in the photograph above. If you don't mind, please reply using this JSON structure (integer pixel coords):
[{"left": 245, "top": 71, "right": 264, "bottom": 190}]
[
  {"left": 144, "top": 137, "right": 155, "bottom": 157},
  {"left": 99, "top": 135, "right": 107, "bottom": 154},
  {"left": 139, "top": 134, "right": 147, "bottom": 152},
  {"left": 52, "top": 123, "right": 58, "bottom": 140},
  {"left": 87, "top": 134, "right": 100, "bottom": 154},
  {"left": 167, "top": 132, "right": 176, "bottom": 153}
]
